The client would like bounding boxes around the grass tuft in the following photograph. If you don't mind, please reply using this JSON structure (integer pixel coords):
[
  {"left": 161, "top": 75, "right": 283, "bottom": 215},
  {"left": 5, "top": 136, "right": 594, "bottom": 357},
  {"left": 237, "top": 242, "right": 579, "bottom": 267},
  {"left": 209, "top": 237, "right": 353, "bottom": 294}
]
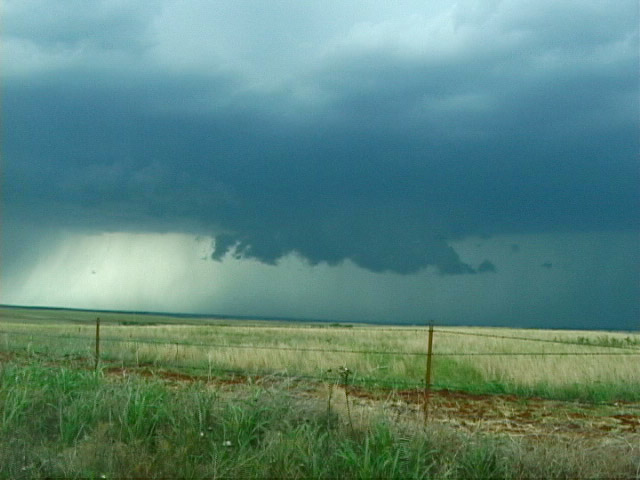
[{"left": 1, "top": 362, "right": 638, "bottom": 479}]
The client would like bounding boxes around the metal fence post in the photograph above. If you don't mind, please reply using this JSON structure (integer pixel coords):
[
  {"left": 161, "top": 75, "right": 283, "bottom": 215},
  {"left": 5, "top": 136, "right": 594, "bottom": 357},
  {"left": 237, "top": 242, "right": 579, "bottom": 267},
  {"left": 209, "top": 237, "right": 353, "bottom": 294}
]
[
  {"left": 423, "top": 324, "right": 434, "bottom": 425},
  {"left": 95, "top": 317, "right": 101, "bottom": 371}
]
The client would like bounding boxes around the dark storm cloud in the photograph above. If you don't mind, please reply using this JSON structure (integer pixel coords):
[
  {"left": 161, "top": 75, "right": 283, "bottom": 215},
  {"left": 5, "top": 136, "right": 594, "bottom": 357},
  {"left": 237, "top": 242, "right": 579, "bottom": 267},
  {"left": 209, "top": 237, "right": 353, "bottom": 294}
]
[
  {"left": 3, "top": 0, "right": 638, "bottom": 274},
  {"left": 477, "top": 260, "right": 497, "bottom": 273}
]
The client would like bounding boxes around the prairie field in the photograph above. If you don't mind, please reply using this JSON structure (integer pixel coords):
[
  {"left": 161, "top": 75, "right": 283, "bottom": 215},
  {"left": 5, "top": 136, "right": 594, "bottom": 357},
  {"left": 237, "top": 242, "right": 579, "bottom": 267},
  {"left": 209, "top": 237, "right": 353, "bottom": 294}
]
[
  {"left": 1, "top": 306, "right": 639, "bottom": 479},
  {"left": 1, "top": 306, "right": 638, "bottom": 402}
]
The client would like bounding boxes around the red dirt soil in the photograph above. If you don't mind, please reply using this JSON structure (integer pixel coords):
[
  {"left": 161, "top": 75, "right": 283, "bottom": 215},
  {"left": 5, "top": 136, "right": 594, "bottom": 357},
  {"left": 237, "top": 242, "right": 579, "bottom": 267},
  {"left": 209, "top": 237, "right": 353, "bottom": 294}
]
[
  {"left": 100, "top": 365, "right": 639, "bottom": 439},
  {"left": 2, "top": 349, "right": 636, "bottom": 440}
]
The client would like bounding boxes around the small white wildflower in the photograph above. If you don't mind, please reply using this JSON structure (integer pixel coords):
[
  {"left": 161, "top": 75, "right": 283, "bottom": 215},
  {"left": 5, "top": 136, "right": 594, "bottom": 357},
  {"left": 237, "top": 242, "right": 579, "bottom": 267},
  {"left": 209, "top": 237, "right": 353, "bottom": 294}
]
[
  {"left": 223, "top": 440, "right": 232, "bottom": 447},
  {"left": 199, "top": 431, "right": 205, "bottom": 437}
]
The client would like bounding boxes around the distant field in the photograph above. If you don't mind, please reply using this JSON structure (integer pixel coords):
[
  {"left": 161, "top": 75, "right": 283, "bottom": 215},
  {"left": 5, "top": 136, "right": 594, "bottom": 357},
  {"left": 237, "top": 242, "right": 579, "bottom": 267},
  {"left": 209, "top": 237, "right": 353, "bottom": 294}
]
[{"left": 1, "top": 306, "right": 639, "bottom": 402}]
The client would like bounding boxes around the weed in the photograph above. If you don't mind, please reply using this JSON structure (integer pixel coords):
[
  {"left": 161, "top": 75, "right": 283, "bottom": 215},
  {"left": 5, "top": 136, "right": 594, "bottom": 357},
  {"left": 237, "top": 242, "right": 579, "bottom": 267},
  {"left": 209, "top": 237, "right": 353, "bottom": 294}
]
[
  {"left": 573, "top": 335, "right": 640, "bottom": 349},
  {"left": 1, "top": 362, "right": 638, "bottom": 479}
]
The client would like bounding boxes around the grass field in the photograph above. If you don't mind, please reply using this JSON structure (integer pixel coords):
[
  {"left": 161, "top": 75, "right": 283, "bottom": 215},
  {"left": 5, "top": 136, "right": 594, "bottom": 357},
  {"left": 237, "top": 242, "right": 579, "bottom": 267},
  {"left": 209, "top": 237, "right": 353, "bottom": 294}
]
[
  {"left": 1, "top": 306, "right": 639, "bottom": 402},
  {"left": 1, "top": 306, "right": 639, "bottom": 479}
]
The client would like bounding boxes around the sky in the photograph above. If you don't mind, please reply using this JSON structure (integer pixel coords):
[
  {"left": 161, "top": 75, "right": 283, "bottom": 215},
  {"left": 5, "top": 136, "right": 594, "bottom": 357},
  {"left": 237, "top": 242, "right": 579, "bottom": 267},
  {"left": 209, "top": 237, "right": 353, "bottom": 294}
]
[{"left": 2, "top": 0, "right": 639, "bottom": 329}]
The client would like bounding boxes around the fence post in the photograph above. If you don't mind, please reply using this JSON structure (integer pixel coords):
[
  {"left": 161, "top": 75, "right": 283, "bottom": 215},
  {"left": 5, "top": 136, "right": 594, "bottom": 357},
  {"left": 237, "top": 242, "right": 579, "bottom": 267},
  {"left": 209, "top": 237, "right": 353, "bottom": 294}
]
[
  {"left": 423, "top": 324, "right": 434, "bottom": 426},
  {"left": 95, "top": 317, "right": 101, "bottom": 371}
]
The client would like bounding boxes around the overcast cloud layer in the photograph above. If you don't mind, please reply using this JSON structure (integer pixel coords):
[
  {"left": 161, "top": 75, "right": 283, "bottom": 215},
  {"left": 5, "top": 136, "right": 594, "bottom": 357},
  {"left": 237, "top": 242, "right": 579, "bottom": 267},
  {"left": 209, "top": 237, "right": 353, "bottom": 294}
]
[{"left": 2, "top": 1, "right": 639, "bottom": 328}]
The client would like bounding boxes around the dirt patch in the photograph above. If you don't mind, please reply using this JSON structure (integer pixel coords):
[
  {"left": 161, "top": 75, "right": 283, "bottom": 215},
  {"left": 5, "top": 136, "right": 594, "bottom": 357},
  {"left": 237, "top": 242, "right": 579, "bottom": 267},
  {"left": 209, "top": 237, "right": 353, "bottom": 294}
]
[
  {"left": 0, "top": 351, "right": 15, "bottom": 362},
  {"left": 102, "top": 366, "right": 266, "bottom": 386},
  {"left": 4, "top": 351, "right": 638, "bottom": 442},
  {"left": 103, "top": 366, "right": 200, "bottom": 382},
  {"left": 342, "top": 386, "right": 639, "bottom": 439},
  {"left": 98, "top": 365, "right": 639, "bottom": 440}
]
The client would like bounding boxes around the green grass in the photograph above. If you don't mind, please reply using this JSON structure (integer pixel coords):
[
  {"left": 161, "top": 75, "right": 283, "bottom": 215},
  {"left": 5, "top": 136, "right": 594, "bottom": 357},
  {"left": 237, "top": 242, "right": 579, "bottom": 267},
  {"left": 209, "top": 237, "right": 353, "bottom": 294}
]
[
  {"left": 1, "top": 306, "right": 639, "bottom": 404},
  {"left": 571, "top": 334, "right": 640, "bottom": 348},
  {"left": 1, "top": 361, "right": 637, "bottom": 479}
]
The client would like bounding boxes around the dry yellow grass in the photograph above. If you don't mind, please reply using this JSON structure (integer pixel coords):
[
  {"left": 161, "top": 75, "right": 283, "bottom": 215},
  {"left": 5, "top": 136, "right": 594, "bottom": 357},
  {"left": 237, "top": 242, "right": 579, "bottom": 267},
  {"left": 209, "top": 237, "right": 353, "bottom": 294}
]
[{"left": 1, "top": 307, "right": 638, "bottom": 399}]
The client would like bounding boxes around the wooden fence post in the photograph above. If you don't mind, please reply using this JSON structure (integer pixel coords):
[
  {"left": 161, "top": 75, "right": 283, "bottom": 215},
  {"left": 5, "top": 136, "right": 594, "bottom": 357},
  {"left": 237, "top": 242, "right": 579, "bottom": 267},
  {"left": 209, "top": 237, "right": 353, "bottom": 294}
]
[
  {"left": 95, "top": 317, "right": 101, "bottom": 371},
  {"left": 423, "top": 324, "right": 434, "bottom": 425}
]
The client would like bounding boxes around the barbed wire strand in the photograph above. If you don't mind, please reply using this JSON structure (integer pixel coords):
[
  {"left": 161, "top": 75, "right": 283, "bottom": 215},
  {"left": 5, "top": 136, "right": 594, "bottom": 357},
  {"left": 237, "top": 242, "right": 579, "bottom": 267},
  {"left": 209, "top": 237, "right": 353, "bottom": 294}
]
[
  {"left": 3, "top": 317, "right": 637, "bottom": 348},
  {"left": 3, "top": 346, "right": 639, "bottom": 407},
  {"left": 1, "top": 329, "right": 639, "bottom": 356},
  {"left": 434, "top": 328, "right": 640, "bottom": 350}
]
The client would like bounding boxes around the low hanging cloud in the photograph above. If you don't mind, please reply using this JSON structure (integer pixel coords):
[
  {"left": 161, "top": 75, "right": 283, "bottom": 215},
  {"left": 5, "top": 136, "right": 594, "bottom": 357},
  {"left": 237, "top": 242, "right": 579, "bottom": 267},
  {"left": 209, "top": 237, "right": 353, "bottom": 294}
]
[
  {"left": 477, "top": 260, "right": 497, "bottom": 273},
  {"left": 3, "top": 0, "right": 638, "bottom": 276}
]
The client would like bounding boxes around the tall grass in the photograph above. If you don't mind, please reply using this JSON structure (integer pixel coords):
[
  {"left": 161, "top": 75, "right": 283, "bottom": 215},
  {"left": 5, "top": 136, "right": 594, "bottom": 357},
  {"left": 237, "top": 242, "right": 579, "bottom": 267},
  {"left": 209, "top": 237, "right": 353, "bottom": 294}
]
[
  {"left": 1, "top": 361, "right": 637, "bottom": 480},
  {"left": 1, "top": 307, "right": 639, "bottom": 402}
]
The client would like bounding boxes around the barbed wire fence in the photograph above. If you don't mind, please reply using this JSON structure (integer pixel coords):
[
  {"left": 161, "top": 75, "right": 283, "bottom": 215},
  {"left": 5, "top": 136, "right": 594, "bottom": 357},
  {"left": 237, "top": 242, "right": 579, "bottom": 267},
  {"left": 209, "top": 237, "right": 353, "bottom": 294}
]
[
  {"left": 2, "top": 331, "right": 639, "bottom": 360},
  {"left": 0, "top": 318, "right": 640, "bottom": 423},
  {"left": 1, "top": 318, "right": 639, "bottom": 421},
  {"left": 0, "top": 320, "right": 637, "bottom": 355}
]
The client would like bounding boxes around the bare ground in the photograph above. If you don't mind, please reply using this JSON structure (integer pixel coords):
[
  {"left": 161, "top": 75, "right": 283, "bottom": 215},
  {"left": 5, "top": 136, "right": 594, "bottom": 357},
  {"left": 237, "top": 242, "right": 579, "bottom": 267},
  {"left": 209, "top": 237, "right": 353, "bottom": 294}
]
[
  {"left": 98, "top": 363, "right": 640, "bottom": 442},
  {"left": 3, "top": 349, "right": 637, "bottom": 442}
]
